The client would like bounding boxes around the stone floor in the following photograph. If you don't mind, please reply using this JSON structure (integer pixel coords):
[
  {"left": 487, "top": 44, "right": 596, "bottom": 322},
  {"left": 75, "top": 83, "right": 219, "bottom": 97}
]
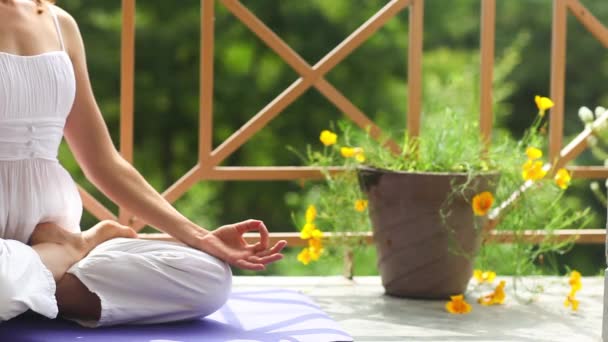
[{"left": 233, "top": 276, "right": 604, "bottom": 342}]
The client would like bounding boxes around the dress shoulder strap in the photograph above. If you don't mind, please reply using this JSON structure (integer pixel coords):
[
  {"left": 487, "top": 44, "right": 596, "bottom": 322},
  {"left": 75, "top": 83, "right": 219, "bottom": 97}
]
[{"left": 47, "top": 5, "right": 65, "bottom": 51}]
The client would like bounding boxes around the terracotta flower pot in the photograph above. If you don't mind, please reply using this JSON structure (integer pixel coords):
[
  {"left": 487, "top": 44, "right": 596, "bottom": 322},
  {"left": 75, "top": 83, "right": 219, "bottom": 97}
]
[{"left": 357, "top": 166, "right": 498, "bottom": 299}]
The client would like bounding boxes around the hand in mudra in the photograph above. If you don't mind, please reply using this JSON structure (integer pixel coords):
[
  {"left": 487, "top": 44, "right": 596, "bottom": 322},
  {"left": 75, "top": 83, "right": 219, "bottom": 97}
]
[{"left": 199, "top": 219, "right": 287, "bottom": 271}]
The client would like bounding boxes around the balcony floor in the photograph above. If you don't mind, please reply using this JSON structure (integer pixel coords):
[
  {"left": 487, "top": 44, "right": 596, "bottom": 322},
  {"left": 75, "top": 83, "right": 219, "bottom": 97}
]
[{"left": 233, "top": 276, "right": 603, "bottom": 342}]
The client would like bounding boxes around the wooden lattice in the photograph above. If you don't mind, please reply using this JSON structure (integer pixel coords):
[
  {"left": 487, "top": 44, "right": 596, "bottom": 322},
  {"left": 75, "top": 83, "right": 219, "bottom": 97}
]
[{"left": 77, "top": 0, "right": 607, "bottom": 245}]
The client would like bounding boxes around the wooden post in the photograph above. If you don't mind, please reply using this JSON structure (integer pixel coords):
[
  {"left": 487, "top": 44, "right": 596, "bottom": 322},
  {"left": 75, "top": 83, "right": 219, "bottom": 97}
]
[
  {"left": 200, "top": 0, "right": 215, "bottom": 177},
  {"left": 407, "top": 0, "right": 424, "bottom": 139},
  {"left": 119, "top": 0, "right": 136, "bottom": 225},
  {"left": 479, "top": 0, "right": 495, "bottom": 146},
  {"left": 343, "top": 248, "right": 354, "bottom": 280},
  {"left": 549, "top": 0, "right": 568, "bottom": 161}
]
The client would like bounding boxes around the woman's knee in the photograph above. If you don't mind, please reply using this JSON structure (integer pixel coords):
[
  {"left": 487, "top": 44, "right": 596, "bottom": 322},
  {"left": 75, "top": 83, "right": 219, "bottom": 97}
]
[
  {"left": 173, "top": 253, "right": 233, "bottom": 317},
  {"left": 0, "top": 275, "right": 18, "bottom": 320},
  {"left": 201, "top": 260, "right": 232, "bottom": 314}
]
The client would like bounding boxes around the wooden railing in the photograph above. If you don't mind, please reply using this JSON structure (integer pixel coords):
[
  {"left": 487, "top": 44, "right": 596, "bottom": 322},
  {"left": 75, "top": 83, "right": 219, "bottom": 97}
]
[{"left": 78, "top": 0, "right": 608, "bottom": 246}]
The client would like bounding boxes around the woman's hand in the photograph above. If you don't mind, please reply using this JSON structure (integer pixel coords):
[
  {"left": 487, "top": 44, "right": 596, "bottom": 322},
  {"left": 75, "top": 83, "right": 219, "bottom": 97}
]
[{"left": 196, "top": 219, "right": 287, "bottom": 271}]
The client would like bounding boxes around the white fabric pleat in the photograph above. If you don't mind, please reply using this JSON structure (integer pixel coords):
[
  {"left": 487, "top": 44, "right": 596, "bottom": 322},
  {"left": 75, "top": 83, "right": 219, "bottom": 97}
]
[
  {"left": 0, "top": 159, "right": 82, "bottom": 242},
  {"left": 0, "top": 52, "right": 79, "bottom": 242},
  {"left": 0, "top": 239, "right": 58, "bottom": 321},
  {"left": 0, "top": 52, "right": 75, "bottom": 119}
]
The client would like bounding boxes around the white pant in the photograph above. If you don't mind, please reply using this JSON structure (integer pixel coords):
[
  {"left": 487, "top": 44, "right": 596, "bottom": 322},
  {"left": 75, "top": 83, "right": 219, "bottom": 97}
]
[{"left": 0, "top": 238, "right": 232, "bottom": 327}]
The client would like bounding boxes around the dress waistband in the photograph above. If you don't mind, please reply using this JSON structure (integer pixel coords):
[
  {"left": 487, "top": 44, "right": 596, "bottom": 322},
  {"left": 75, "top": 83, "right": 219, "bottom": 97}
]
[{"left": 0, "top": 118, "right": 65, "bottom": 161}]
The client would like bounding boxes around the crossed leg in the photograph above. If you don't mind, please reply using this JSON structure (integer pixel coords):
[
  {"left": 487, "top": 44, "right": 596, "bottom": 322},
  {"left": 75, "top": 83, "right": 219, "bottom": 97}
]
[
  {"left": 62, "top": 237, "right": 233, "bottom": 326},
  {"left": 30, "top": 221, "right": 233, "bottom": 327}
]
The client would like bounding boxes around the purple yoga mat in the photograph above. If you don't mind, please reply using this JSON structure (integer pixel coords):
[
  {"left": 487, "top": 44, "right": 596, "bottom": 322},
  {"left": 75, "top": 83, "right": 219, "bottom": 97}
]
[{"left": 0, "top": 288, "right": 352, "bottom": 342}]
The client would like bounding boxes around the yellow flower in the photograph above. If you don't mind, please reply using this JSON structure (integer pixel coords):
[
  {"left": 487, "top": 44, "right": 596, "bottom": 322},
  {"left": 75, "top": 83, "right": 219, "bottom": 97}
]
[
  {"left": 300, "top": 223, "right": 323, "bottom": 240},
  {"left": 308, "top": 238, "right": 324, "bottom": 261},
  {"left": 300, "top": 222, "right": 314, "bottom": 239},
  {"left": 564, "top": 293, "right": 579, "bottom": 311},
  {"left": 569, "top": 270, "right": 582, "bottom": 293},
  {"left": 355, "top": 151, "right": 366, "bottom": 163},
  {"left": 354, "top": 199, "right": 368, "bottom": 212},
  {"left": 309, "top": 236, "right": 323, "bottom": 249},
  {"left": 478, "top": 280, "right": 506, "bottom": 306},
  {"left": 526, "top": 147, "right": 543, "bottom": 160},
  {"left": 305, "top": 205, "right": 317, "bottom": 223},
  {"left": 341, "top": 147, "right": 365, "bottom": 162},
  {"left": 472, "top": 192, "right": 494, "bottom": 216},
  {"left": 311, "top": 228, "right": 323, "bottom": 240},
  {"left": 473, "top": 269, "right": 496, "bottom": 283},
  {"left": 340, "top": 147, "right": 355, "bottom": 158},
  {"left": 554, "top": 168, "right": 571, "bottom": 190},
  {"left": 309, "top": 236, "right": 323, "bottom": 250},
  {"left": 308, "top": 237, "right": 324, "bottom": 261},
  {"left": 319, "top": 130, "right": 337, "bottom": 146},
  {"left": 522, "top": 160, "right": 547, "bottom": 181},
  {"left": 535, "top": 95, "right": 554, "bottom": 117},
  {"left": 297, "top": 248, "right": 311, "bottom": 265},
  {"left": 309, "top": 248, "right": 322, "bottom": 261},
  {"left": 445, "top": 294, "right": 472, "bottom": 314},
  {"left": 299, "top": 203, "right": 324, "bottom": 263}
]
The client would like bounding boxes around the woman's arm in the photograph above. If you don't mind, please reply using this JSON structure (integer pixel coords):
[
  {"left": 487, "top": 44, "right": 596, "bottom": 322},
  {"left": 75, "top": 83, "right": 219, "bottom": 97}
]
[{"left": 55, "top": 7, "right": 285, "bottom": 270}]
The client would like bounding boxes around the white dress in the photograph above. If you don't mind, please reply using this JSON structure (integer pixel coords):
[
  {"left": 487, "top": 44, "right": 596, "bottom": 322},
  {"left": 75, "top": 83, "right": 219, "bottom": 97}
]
[{"left": 0, "top": 5, "right": 231, "bottom": 326}]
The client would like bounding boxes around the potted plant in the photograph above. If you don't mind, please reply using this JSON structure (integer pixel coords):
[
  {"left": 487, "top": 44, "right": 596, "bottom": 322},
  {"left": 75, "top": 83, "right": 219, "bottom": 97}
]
[{"left": 293, "top": 98, "right": 604, "bottom": 300}]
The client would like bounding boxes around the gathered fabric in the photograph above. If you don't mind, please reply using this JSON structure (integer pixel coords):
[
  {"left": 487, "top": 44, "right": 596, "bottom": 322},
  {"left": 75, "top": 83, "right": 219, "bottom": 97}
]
[{"left": 0, "top": 49, "right": 80, "bottom": 242}]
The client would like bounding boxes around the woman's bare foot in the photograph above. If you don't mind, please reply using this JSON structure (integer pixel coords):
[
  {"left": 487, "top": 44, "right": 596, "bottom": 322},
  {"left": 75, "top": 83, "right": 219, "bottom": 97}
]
[
  {"left": 82, "top": 220, "right": 138, "bottom": 251},
  {"left": 30, "top": 220, "right": 136, "bottom": 282},
  {"left": 30, "top": 220, "right": 136, "bottom": 261}
]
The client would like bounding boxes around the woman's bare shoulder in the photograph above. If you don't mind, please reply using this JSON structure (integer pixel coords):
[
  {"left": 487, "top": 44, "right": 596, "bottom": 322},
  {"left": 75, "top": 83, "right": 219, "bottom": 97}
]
[
  {"left": 49, "top": 4, "right": 83, "bottom": 54},
  {"left": 50, "top": 4, "right": 79, "bottom": 36}
]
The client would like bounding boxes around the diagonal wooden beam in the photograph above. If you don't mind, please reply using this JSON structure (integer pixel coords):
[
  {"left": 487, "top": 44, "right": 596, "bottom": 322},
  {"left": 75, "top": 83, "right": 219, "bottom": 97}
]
[
  {"left": 162, "top": 163, "right": 203, "bottom": 203},
  {"left": 484, "top": 110, "right": 608, "bottom": 232},
  {"left": 314, "top": 80, "right": 401, "bottom": 154},
  {"left": 210, "top": 79, "right": 311, "bottom": 166},
  {"left": 221, "top": 0, "right": 402, "bottom": 154},
  {"left": 555, "top": 126, "right": 591, "bottom": 170},
  {"left": 556, "top": 110, "right": 608, "bottom": 169},
  {"left": 130, "top": 164, "right": 202, "bottom": 231},
  {"left": 78, "top": 186, "right": 117, "bottom": 221},
  {"left": 220, "top": 0, "right": 312, "bottom": 77},
  {"left": 567, "top": 0, "right": 608, "bottom": 48},
  {"left": 222, "top": 0, "right": 401, "bottom": 152},
  {"left": 311, "top": 0, "right": 412, "bottom": 77},
  {"left": 211, "top": 0, "right": 411, "bottom": 166}
]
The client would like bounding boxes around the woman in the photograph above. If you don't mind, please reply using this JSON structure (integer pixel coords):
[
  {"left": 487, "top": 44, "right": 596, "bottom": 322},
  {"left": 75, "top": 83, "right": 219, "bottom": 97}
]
[{"left": 0, "top": 0, "right": 287, "bottom": 327}]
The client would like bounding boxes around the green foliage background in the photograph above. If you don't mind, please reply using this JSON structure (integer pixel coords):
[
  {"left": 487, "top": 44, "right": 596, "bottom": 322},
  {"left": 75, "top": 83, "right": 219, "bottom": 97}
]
[{"left": 56, "top": 0, "right": 608, "bottom": 276}]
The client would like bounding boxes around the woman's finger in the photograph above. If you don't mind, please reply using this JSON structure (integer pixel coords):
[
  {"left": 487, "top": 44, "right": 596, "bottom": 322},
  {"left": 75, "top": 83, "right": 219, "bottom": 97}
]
[
  {"left": 246, "top": 241, "right": 265, "bottom": 252},
  {"left": 236, "top": 220, "right": 269, "bottom": 249},
  {"left": 255, "top": 240, "right": 287, "bottom": 257},
  {"left": 247, "top": 253, "right": 284, "bottom": 265},
  {"left": 233, "top": 258, "right": 265, "bottom": 271}
]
